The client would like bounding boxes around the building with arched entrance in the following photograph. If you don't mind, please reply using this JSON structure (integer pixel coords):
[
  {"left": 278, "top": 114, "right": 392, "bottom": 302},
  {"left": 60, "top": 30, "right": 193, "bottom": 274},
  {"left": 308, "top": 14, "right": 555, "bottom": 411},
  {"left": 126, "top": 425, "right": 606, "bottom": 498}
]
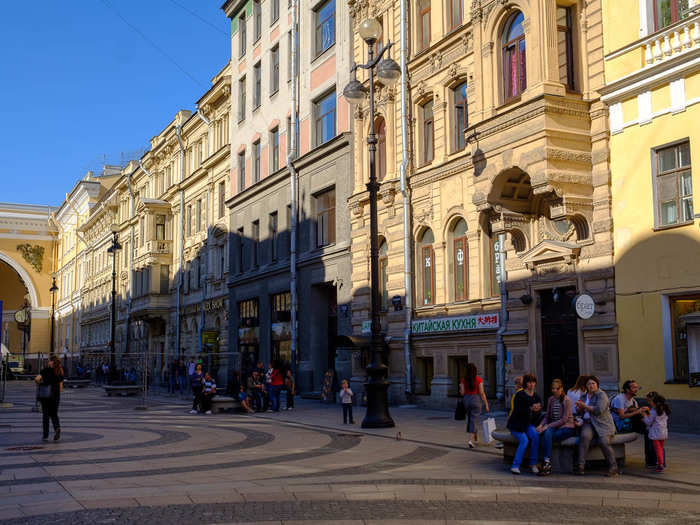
[{"left": 0, "top": 202, "right": 57, "bottom": 372}]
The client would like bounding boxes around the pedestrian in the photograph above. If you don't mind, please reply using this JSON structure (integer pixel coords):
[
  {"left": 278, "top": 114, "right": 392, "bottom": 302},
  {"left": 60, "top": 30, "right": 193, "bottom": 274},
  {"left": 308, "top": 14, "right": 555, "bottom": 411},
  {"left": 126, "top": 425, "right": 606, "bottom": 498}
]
[
  {"left": 247, "top": 370, "right": 264, "bottom": 411},
  {"left": 285, "top": 369, "right": 295, "bottom": 410},
  {"left": 642, "top": 392, "right": 670, "bottom": 473},
  {"left": 187, "top": 357, "right": 196, "bottom": 378},
  {"left": 567, "top": 375, "right": 588, "bottom": 406},
  {"left": 35, "top": 355, "right": 64, "bottom": 441},
  {"left": 339, "top": 380, "right": 354, "bottom": 424},
  {"left": 459, "top": 363, "right": 490, "bottom": 449},
  {"left": 506, "top": 373, "right": 542, "bottom": 475},
  {"left": 189, "top": 363, "right": 204, "bottom": 414},
  {"left": 610, "top": 380, "right": 645, "bottom": 433},
  {"left": 238, "top": 385, "right": 255, "bottom": 413},
  {"left": 574, "top": 375, "right": 619, "bottom": 477},
  {"left": 536, "top": 379, "right": 575, "bottom": 476},
  {"left": 177, "top": 359, "right": 187, "bottom": 395},
  {"left": 201, "top": 372, "right": 216, "bottom": 415},
  {"left": 268, "top": 364, "right": 283, "bottom": 412}
]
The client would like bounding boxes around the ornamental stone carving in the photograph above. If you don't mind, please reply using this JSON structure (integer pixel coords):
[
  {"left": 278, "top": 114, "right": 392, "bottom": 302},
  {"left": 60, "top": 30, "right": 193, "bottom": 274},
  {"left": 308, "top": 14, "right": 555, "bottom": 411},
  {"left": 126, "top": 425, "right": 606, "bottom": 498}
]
[{"left": 16, "top": 243, "right": 44, "bottom": 273}]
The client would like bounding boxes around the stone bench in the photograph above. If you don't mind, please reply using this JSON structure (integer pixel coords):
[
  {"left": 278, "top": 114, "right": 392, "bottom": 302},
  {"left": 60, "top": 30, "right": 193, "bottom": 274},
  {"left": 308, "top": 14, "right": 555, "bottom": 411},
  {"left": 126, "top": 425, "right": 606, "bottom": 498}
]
[
  {"left": 64, "top": 379, "right": 91, "bottom": 388},
  {"left": 104, "top": 385, "right": 142, "bottom": 397},
  {"left": 492, "top": 429, "right": 638, "bottom": 473},
  {"left": 209, "top": 396, "right": 241, "bottom": 413}
]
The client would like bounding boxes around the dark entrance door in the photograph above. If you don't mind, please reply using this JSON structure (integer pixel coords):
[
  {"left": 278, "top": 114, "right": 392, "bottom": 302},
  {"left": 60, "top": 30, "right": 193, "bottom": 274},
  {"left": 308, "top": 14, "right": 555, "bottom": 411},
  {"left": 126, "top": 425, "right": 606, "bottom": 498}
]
[{"left": 540, "top": 287, "right": 579, "bottom": 391}]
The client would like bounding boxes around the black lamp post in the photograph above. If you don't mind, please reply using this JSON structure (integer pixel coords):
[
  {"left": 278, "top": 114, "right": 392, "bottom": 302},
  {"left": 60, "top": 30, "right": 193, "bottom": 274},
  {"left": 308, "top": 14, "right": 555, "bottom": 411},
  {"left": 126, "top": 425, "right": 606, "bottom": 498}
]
[
  {"left": 107, "top": 224, "right": 122, "bottom": 372},
  {"left": 343, "top": 18, "right": 400, "bottom": 428},
  {"left": 49, "top": 277, "right": 58, "bottom": 370}
]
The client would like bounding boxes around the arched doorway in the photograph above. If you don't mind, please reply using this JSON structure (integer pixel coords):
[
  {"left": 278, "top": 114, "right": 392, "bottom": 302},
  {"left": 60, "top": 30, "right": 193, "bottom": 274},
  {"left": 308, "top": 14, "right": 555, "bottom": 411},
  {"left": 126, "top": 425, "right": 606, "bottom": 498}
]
[{"left": 0, "top": 259, "right": 32, "bottom": 372}]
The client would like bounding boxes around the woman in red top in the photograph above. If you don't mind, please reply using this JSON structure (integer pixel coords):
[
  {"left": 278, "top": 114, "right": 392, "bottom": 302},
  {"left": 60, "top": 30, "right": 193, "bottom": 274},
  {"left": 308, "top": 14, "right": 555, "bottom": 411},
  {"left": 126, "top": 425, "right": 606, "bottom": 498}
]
[
  {"left": 459, "top": 362, "right": 490, "bottom": 448},
  {"left": 268, "top": 365, "right": 284, "bottom": 412}
]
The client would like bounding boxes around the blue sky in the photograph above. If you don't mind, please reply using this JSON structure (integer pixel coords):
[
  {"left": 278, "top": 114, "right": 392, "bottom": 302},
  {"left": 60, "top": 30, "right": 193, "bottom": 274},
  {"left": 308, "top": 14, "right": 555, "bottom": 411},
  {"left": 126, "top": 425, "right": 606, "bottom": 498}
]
[{"left": 0, "top": 1, "right": 230, "bottom": 206}]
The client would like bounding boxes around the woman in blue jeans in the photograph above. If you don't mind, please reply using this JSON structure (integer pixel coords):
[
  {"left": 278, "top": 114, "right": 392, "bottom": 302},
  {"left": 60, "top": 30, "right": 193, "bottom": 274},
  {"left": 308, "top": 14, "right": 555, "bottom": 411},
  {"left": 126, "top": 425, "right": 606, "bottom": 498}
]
[
  {"left": 535, "top": 378, "right": 576, "bottom": 476},
  {"left": 506, "top": 373, "right": 542, "bottom": 474}
]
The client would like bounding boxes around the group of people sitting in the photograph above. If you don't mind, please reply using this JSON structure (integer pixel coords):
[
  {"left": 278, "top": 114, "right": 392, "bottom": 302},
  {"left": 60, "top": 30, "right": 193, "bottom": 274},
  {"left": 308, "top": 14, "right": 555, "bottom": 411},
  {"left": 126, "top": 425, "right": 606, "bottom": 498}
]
[
  {"left": 506, "top": 374, "right": 670, "bottom": 476},
  {"left": 238, "top": 361, "right": 295, "bottom": 413}
]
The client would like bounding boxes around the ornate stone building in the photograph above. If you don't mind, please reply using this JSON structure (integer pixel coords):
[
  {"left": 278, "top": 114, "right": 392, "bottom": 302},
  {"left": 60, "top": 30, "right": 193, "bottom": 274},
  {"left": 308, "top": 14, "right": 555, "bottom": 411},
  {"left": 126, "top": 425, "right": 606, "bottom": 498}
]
[{"left": 348, "top": 0, "right": 617, "bottom": 406}]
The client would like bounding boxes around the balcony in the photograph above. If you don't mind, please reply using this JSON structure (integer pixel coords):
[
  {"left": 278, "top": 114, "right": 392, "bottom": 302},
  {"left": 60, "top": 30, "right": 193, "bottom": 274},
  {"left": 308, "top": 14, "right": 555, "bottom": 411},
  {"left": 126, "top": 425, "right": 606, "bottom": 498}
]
[
  {"left": 134, "top": 239, "right": 172, "bottom": 262},
  {"left": 643, "top": 15, "right": 700, "bottom": 66},
  {"left": 131, "top": 293, "right": 172, "bottom": 319}
]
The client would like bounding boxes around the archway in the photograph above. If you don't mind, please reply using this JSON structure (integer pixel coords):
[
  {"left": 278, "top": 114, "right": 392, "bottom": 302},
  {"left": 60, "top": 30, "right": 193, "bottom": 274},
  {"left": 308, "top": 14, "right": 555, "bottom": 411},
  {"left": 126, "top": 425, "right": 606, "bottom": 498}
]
[{"left": 0, "top": 252, "right": 38, "bottom": 307}]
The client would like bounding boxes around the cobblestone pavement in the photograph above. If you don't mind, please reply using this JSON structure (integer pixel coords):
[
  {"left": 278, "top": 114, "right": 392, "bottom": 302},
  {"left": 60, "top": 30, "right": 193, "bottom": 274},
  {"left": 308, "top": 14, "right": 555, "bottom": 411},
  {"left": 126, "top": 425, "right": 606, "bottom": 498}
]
[{"left": 0, "top": 382, "right": 699, "bottom": 524}]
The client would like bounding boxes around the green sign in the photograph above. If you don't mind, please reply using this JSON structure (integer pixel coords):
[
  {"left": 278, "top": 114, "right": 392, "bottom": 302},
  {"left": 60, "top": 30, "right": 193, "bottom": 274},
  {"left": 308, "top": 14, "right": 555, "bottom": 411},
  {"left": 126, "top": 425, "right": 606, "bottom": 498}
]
[{"left": 411, "top": 314, "right": 499, "bottom": 335}]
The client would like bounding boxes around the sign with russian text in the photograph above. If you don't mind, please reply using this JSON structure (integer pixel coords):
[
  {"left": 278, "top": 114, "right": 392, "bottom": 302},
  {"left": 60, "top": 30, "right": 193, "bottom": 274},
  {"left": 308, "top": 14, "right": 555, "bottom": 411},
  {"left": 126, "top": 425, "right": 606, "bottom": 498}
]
[{"left": 412, "top": 314, "right": 499, "bottom": 335}]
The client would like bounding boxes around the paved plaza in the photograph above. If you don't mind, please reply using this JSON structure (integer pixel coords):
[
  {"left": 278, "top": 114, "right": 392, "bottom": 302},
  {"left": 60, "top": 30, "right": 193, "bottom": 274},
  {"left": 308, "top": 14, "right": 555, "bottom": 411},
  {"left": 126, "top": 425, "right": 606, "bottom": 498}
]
[{"left": 0, "top": 383, "right": 699, "bottom": 524}]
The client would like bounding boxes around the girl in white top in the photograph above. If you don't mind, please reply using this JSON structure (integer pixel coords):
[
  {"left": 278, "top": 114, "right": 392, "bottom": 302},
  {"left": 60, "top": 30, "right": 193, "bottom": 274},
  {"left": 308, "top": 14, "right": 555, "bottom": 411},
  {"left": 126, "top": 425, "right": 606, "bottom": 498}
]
[
  {"left": 567, "top": 375, "right": 588, "bottom": 406},
  {"left": 642, "top": 392, "right": 671, "bottom": 473}
]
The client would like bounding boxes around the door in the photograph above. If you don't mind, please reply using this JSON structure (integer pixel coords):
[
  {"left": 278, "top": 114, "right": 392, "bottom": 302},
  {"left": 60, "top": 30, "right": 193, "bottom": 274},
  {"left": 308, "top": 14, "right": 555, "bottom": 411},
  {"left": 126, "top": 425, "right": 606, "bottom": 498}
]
[{"left": 540, "top": 287, "right": 579, "bottom": 391}]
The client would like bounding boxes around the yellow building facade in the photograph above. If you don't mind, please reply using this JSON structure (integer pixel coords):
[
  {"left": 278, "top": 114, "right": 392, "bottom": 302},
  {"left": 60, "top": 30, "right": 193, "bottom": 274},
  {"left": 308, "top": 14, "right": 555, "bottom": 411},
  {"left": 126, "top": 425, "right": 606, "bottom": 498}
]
[{"left": 602, "top": 1, "right": 700, "bottom": 430}]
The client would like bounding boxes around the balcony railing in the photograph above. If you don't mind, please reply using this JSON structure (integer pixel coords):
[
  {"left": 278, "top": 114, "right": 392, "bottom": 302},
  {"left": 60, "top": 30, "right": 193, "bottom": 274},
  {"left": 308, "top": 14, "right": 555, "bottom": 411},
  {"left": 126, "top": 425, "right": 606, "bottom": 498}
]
[{"left": 644, "top": 14, "right": 700, "bottom": 66}]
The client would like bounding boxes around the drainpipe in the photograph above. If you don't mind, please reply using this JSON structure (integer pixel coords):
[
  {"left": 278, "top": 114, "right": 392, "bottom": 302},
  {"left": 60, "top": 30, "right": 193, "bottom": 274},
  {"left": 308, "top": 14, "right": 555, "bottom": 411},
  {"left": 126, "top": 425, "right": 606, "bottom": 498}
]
[
  {"left": 495, "top": 232, "right": 507, "bottom": 401},
  {"left": 400, "top": 0, "right": 413, "bottom": 395},
  {"left": 124, "top": 169, "right": 136, "bottom": 363},
  {"left": 286, "top": 0, "right": 299, "bottom": 377},
  {"left": 175, "top": 125, "right": 185, "bottom": 360},
  {"left": 195, "top": 107, "right": 213, "bottom": 361}
]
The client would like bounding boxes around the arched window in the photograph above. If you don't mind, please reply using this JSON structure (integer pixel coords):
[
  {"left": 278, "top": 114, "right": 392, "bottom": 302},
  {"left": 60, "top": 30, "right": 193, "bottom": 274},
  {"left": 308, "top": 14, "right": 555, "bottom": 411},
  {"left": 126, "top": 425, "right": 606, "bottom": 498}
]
[
  {"left": 502, "top": 11, "right": 526, "bottom": 101},
  {"left": 453, "top": 82, "right": 468, "bottom": 151},
  {"left": 418, "top": 228, "right": 435, "bottom": 306},
  {"left": 379, "top": 239, "right": 389, "bottom": 311},
  {"left": 376, "top": 117, "right": 386, "bottom": 181},
  {"left": 451, "top": 219, "right": 468, "bottom": 301},
  {"left": 419, "top": 0, "right": 431, "bottom": 51},
  {"left": 422, "top": 100, "right": 434, "bottom": 164}
]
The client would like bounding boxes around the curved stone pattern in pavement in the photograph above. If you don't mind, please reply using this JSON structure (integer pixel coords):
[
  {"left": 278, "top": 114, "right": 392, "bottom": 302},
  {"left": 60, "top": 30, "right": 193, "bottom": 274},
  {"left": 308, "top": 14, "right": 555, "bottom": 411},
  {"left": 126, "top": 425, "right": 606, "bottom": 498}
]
[{"left": 0, "top": 383, "right": 699, "bottom": 524}]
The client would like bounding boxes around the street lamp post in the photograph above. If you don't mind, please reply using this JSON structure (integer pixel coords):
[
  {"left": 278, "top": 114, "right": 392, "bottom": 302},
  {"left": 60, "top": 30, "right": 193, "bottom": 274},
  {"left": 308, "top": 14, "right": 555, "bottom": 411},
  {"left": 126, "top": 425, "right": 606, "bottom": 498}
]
[
  {"left": 48, "top": 277, "right": 58, "bottom": 371},
  {"left": 107, "top": 224, "right": 122, "bottom": 374},
  {"left": 344, "top": 18, "right": 401, "bottom": 428}
]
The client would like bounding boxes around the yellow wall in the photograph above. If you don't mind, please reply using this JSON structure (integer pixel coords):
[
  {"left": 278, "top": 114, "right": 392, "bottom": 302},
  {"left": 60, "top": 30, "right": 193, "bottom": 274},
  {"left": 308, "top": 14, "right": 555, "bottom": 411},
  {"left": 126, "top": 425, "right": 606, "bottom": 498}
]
[
  {"left": 603, "top": 0, "right": 640, "bottom": 55},
  {"left": 611, "top": 102, "right": 700, "bottom": 401}
]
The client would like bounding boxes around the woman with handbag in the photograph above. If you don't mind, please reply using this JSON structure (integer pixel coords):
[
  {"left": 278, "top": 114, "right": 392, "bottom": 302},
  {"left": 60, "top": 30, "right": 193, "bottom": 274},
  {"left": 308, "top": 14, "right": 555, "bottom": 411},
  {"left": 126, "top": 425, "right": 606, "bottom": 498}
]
[
  {"left": 459, "top": 363, "right": 490, "bottom": 449},
  {"left": 34, "top": 355, "right": 64, "bottom": 441}
]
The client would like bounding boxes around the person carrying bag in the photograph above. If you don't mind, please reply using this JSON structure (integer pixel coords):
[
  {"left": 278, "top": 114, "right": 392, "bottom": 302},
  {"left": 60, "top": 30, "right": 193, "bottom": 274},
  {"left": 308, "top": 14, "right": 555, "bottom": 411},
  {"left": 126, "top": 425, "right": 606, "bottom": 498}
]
[{"left": 34, "top": 356, "right": 64, "bottom": 441}]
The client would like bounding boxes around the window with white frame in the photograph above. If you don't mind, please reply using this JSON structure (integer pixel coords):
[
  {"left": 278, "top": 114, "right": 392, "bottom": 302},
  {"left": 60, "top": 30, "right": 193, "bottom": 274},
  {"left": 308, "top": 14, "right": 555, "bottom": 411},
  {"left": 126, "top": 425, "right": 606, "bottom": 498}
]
[{"left": 654, "top": 140, "right": 693, "bottom": 227}]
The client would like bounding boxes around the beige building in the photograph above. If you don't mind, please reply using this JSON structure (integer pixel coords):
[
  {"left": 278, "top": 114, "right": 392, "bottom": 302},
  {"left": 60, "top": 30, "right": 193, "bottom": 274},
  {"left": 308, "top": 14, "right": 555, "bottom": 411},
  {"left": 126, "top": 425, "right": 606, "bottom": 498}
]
[
  {"left": 348, "top": 0, "right": 617, "bottom": 406},
  {"left": 223, "top": 0, "right": 356, "bottom": 391}
]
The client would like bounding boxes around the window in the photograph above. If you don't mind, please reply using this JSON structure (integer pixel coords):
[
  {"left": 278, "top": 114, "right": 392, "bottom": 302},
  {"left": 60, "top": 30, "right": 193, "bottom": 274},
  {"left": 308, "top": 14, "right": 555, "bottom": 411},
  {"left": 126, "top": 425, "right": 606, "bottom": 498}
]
[
  {"left": 160, "top": 265, "right": 169, "bottom": 294},
  {"left": 287, "top": 31, "right": 293, "bottom": 81},
  {"left": 451, "top": 219, "right": 468, "bottom": 302},
  {"left": 670, "top": 295, "right": 700, "bottom": 381},
  {"left": 253, "top": 0, "right": 262, "bottom": 41},
  {"left": 314, "top": 0, "right": 335, "bottom": 56},
  {"left": 654, "top": 0, "right": 689, "bottom": 31},
  {"left": 557, "top": 6, "right": 575, "bottom": 90},
  {"left": 252, "top": 220, "right": 260, "bottom": 267},
  {"left": 155, "top": 215, "right": 165, "bottom": 241},
  {"left": 254, "top": 62, "right": 261, "bottom": 108},
  {"left": 238, "top": 12, "right": 246, "bottom": 58},
  {"left": 270, "top": 127, "right": 279, "bottom": 172},
  {"left": 502, "top": 11, "right": 526, "bottom": 101},
  {"left": 315, "top": 187, "right": 336, "bottom": 247},
  {"left": 379, "top": 239, "right": 389, "bottom": 311},
  {"left": 253, "top": 140, "right": 261, "bottom": 183},
  {"left": 238, "top": 76, "right": 246, "bottom": 122},
  {"left": 186, "top": 205, "right": 192, "bottom": 236},
  {"left": 238, "top": 151, "right": 246, "bottom": 192},
  {"left": 376, "top": 117, "right": 386, "bottom": 180},
  {"left": 449, "top": 0, "right": 462, "bottom": 30},
  {"left": 419, "top": 0, "right": 431, "bottom": 51},
  {"left": 218, "top": 181, "right": 225, "bottom": 219},
  {"left": 271, "top": 0, "right": 279, "bottom": 23},
  {"left": 422, "top": 100, "right": 434, "bottom": 165},
  {"left": 269, "top": 211, "right": 278, "bottom": 261},
  {"left": 140, "top": 219, "right": 145, "bottom": 246},
  {"left": 286, "top": 116, "right": 292, "bottom": 154},
  {"left": 419, "top": 228, "right": 435, "bottom": 305},
  {"left": 654, "top": 140, "right": 693, "bottom": 227},
  {"left": 314, "top": 90, "right": 336, "bottom": 146},
  {"left": 271, "top": 45, "right": 280, "bottom": 94},
  {"left": 453, "top": 82, "right": 468, "bottom": 151},
  {"left": 196, "top": 199, "right": 202, "bottom": 232}
]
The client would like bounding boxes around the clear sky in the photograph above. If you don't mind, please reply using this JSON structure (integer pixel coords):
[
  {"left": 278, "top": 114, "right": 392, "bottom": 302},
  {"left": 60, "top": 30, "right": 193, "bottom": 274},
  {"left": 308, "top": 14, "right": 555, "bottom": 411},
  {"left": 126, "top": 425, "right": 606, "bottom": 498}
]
[{"left": 0, "top": 0, "right": 231, "bottom": 207}]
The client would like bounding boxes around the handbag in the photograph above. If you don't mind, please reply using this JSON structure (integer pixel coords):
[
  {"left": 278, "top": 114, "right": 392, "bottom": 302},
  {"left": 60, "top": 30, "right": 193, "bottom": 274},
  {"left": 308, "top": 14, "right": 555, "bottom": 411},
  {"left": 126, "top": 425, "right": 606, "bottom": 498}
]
[
  {"left": 454, "top": 400, "right": 466, "bottom": 420},
  {"left": 482, "top": 417, "right": 496, "bottom": 443},
  {"left": 37, "top": 384, "right": 51, "bottom": 399}
]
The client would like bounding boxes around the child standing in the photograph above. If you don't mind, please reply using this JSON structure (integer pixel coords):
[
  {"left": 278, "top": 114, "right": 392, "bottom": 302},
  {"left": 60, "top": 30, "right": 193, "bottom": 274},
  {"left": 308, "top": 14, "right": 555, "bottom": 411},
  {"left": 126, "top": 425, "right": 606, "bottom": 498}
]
[
  {"left": 642, "top": 392, "right": 671, "bottom": 473},
  {"left": 339, "top": 380, "right": 354, "bottom": 424}
]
